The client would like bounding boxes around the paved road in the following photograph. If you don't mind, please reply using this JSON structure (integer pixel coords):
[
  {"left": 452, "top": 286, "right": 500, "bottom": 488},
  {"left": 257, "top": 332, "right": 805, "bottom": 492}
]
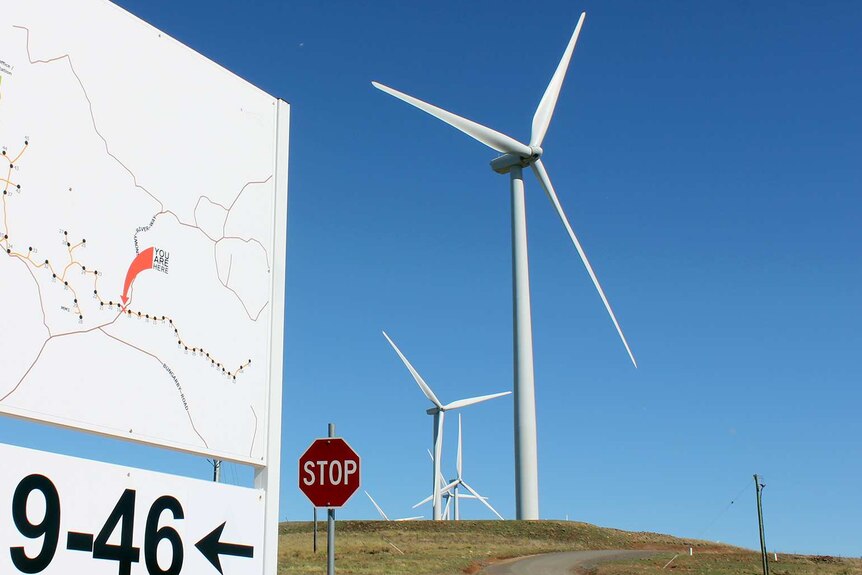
[{"left": 483, "top": 549, "right": 656, "bottom": 575}]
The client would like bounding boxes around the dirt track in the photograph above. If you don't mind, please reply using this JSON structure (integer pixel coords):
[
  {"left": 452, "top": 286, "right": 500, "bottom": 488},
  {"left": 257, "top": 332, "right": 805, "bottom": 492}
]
[{"left": 483, "top": 549, "right": 656, "bottom": 574}]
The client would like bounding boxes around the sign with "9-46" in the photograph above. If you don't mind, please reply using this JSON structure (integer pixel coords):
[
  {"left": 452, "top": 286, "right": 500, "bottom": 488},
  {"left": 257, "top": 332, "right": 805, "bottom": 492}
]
[{"left": 0, "top": 443, "right": 263, "bottom": 574}]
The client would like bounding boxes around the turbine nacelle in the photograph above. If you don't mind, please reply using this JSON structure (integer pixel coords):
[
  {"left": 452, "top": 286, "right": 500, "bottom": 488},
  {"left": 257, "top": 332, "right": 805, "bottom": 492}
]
[{"left": 490, "top": 146, "right": 543, "bottom": 175}]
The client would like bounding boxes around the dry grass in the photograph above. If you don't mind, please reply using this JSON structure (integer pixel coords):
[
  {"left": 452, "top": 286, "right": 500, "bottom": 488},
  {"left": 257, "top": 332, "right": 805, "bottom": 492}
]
[
  {"left": 276, "top": 520, "right": 740, "bottom": 575},
  {"left": 600, "top": 551, "right": 862, "bottom": 575}
]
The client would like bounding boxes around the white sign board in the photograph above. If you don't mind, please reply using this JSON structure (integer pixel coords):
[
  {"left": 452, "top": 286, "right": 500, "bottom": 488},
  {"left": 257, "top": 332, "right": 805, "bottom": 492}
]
[
  {"left": 0, "top": 0, "right": 287, "bottom": 466},
  {"left": 0, "top": 442, "right": 264, "bottom": 574}
]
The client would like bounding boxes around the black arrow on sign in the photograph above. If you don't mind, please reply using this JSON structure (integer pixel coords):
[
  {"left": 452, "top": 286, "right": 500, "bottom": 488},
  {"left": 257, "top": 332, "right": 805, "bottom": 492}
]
[{"left": 195, "top": 522, "right": 254, "bottom": 574}]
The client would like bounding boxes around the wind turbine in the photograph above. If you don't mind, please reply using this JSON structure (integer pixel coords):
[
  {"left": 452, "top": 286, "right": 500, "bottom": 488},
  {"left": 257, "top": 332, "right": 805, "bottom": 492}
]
[
  {"left": 416, "top": 415, "right": 504, "bottom": 520},
  {"left": 373, "top": 11, "right": 636, "bottom": 519},
  {"left": 453, "top": 414, "right": 506, "bottom": 520},
  {"left": 364, "top": 491, "right": 423, "bottom": 521},
  {"left": 383, "top": 331, "right": 510, "bottom": 520},
  {"left": 418, "top": 448, "right": 481, "bottom": 520}
]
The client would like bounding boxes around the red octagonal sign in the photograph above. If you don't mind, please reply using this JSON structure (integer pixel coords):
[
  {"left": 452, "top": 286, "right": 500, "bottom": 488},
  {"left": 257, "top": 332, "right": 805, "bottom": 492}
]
[{"left": 299, "top": 437, "right": 361, "bottom": 508}]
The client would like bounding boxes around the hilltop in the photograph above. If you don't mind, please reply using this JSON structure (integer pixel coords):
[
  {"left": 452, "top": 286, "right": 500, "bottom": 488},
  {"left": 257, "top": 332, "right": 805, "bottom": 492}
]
[{"left": 274, "top": 520, "right": 861, "bottom": 574}]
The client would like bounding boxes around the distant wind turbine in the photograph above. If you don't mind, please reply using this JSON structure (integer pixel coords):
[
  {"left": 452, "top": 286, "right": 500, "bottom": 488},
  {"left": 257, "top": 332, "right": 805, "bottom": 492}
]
[
  {"left": 383, "top": 331, "right": 510, "bottom": 520},
  {"left": 415, "top": 414, "right": 503, "bottom": 520},
  {"left": 419, "top": 448, "right": 481, "bottom": 520},
  {"left": 373, "top": 11, "right": 636, "bottom": 519},
  {"left": 364, "top": 491, "right": 423, "bottom": 522}
]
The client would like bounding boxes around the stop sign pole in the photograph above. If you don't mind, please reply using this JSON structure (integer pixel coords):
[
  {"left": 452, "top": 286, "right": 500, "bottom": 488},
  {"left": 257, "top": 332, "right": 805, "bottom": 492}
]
[
  {"left": 299, "top": 423, "right": 361, "bottom": 575},
  {"left": 326, "top": 424, "right": 336, "bottom": 575}
]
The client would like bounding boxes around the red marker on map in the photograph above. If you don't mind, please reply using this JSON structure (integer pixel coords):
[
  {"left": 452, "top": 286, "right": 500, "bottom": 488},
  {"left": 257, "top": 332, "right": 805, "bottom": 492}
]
[{"left": 121, "top": 246, "right": 154, "bottom": 308}]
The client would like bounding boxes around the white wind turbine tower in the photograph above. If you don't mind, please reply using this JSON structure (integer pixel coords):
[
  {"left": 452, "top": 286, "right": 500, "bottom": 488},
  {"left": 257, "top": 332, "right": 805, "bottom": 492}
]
[
  {"left": 383, "top": 331, "right": 510, "bottom": 520},
  {"left": 373, "top": 12, "right": 636, "bottom": 520}
]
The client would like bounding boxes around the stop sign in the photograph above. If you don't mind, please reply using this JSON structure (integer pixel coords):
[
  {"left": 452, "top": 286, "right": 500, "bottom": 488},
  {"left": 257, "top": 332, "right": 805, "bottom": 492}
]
[{"left": 299, "top": 437, "right": 361, "bottom": 508}]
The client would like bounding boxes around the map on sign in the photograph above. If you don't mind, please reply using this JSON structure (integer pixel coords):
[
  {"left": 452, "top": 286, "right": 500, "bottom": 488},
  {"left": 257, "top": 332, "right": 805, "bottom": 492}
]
[{"left": 0, "top": 0, "right": 285, "bottom": 464}]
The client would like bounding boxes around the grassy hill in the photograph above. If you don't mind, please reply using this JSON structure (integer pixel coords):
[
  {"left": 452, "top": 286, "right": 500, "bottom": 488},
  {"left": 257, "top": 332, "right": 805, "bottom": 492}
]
[{"left": 276, "top": 520, "right": 861, "bottom": 575}]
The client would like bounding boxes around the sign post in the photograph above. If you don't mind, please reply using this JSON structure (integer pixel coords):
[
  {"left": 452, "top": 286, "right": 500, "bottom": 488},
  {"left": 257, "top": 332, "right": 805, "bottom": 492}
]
[
  {"left": 313, "top": 507, "right": 318, "bottom": 554},
  {"left": 298, "top": 425, "right": 361, "bottom": 575},
  {"left": 327, "top": 424, "right": 336, "bottom": 575}
]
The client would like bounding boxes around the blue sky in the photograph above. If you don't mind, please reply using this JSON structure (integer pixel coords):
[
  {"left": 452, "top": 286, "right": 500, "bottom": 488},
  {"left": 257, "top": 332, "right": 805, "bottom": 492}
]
[{"left": 4, "top": 0, "right": 860, "bottom": 558}]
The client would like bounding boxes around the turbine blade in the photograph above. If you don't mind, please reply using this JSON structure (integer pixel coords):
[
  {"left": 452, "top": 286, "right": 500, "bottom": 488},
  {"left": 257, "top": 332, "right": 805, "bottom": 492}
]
[
  {"left": 440, "top": 478, "right": 459, "bottom": 494},
  {"left": 395, "top": 516, "right": 424, "bottom": 521},
  {"left": 457, "top": 414, "right": 463, "bottom": 479},
  {"left": 443, "top": 391, "right": 511, "bottom": 411},
  {"left": 383, "top": 331, "right": 444, "bottom": 407},
  {"left": 531, "top": 12, "right": 586, "bottom": 148},
  {"left": 443, "top": 494, "right": 452, "bottom": 520},
  {"left": 372, "top": 81, "right": 532, "bottom": 157},
  {"left": 412, "top": 494, "right": 433, "bottom": 509},
  {"left": 462, "top": 482, "right": 504, "bottom": 520},
  {"left": 531, "top": 160, "right": 637, "bottom": 368},
  {"left": 427, "top": 449, "right": 446, "bottom": 484},
  {"left": 364, "top": 491, "right": 390, "bottom": 521}
]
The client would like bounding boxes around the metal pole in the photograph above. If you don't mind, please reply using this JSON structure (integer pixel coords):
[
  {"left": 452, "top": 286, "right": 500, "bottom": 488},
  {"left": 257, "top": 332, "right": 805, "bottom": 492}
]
[
  {"left": 454, "top": 484, "right": 459, "bottom": 521},
  {"left": 313, "top": 507, "right": 318, "bottom": 554},
  {"left": 327, "top": 423, "right": 336, "bottom": 575},
  {"left": 432, "top": 411, "right": 443, "bottom": 520},
  {"left": 511, "top": 166, "right": 539, "bottom": 520},
  {"left": 754, "top": 474, "right": 769, "bottom": 575},
  {"left": 327, "top": 509, "right": 335, "bottom": 574},
  {"left": 212, "top": 460, "right": 221, "bottom": 483}
]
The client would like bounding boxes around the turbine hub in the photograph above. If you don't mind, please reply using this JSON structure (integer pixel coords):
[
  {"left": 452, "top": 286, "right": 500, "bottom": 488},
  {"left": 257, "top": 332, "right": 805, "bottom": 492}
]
[{"left": 529, "top": 145, "right": 543, "bottom": 160}]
